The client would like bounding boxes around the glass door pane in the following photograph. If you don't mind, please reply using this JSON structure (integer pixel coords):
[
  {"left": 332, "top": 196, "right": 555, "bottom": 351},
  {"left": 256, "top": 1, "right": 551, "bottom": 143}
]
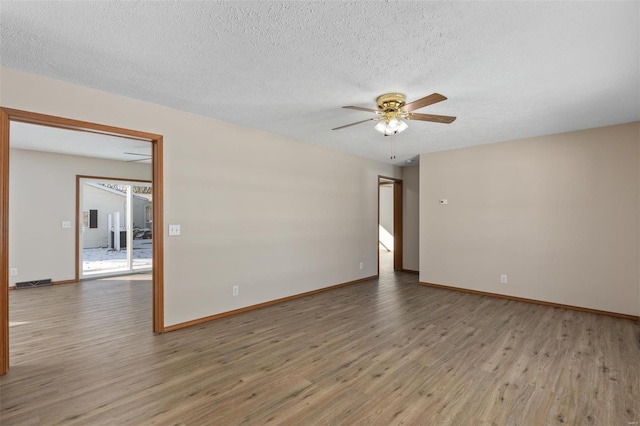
[
  {"left": 80, "top": 180, "right": 152, "bottom": 277},
  {"left": 131, "top": 184, "right": 152, "bottom": 270}
]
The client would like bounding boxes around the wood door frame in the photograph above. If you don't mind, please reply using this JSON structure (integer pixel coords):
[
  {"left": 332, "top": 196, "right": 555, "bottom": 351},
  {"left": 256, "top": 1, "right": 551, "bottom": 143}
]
[
  {"left": 0, "top": 107, "right": 165, "bottom": 376},
  {"left": 77, "top": 175, "right": 153, "bottom": 280},
  {"left": 378, "top": 175, "right": 403, "bottom": 273}
]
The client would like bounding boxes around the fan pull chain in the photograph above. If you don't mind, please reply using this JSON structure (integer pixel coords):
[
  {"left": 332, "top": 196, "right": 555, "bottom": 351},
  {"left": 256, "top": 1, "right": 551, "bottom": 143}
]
[{"left": 390, "top": 134, "right": 396, "bottom": 160}]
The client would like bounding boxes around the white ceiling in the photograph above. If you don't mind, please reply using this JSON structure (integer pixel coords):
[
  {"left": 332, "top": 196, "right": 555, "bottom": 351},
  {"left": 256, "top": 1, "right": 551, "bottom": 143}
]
[
  {"left": 10, "top": 122, "right": 151, "bottom": 163},
  {"left": 1, "top": 1, "right": 638, "bottom": 166}
]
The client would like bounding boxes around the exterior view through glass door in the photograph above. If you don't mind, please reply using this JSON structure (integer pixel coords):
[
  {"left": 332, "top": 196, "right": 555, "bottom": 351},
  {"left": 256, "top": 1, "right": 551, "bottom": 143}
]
[{"left": 80, "top": 177, "right": 152, "bottom": 277}]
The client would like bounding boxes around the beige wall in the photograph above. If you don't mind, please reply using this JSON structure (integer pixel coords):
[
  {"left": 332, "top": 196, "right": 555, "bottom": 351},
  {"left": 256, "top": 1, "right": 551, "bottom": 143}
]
[
  {"left": 420, "top": 122, "right": 640, "bottom": 316},
  {"left": 402, "top": 166, "right": 419, "bottom": 271},
  {"left": 9, "top": 148, "right": 151, "bottom": 286},
  {"left": 379, "top": 184, "right": 394, "bottom": 235},
  {"left": 1, "top": 67, "right": 400, "bottom": 326}
]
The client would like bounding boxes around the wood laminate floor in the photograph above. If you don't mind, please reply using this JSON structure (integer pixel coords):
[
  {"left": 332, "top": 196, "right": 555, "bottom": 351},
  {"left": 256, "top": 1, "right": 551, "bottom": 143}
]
[{"left": 1, "top": 257, "right": 639, "bottom": 425}]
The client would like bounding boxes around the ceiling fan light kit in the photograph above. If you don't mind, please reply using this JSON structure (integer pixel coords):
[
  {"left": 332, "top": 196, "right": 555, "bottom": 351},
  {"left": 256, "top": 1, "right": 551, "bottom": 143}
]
[
  {"left": 375, "top": 117, "right": 409, "bottom": 136},
  {"left": 375, "top": 118, "right": 408, "bottom": 136}
]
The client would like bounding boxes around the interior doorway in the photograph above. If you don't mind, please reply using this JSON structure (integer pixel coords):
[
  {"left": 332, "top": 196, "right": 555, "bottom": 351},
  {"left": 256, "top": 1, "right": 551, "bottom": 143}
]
[
  {"left": 0, "top": 107, "right": 165, "bottom": 376},
  {"left": 378, "top": 176, "right": 403, "bottom": 274}
]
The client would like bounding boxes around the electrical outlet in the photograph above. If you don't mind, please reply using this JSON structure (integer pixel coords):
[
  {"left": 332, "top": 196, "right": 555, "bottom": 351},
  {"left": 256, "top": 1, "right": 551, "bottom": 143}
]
[
  {"left": 232, "top": 285, "right": 239, "bottom": 296},
  {"left": 61, "top": 221, "right": 71, "bottom": 229},
  {"left": 501, "top": 274, "right": 508, "bottom": 284},
  {"left": 359, "top": 262, "right": 364, "bottom": 270},
  {"left": 10, "top": 268, "right": 18, "bottom": 276},
  {"left": 168, "top": 224, "right": 181, "bottom": 236}
]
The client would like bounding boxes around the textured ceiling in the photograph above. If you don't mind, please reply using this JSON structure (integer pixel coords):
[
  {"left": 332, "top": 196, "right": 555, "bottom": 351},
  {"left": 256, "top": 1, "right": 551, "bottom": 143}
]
[{"left": 1, "top": 1, "right": 639, "bottom": 165}]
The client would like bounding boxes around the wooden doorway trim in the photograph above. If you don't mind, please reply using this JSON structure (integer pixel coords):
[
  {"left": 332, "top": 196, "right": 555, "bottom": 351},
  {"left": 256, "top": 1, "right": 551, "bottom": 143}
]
[
  {"left": 378, "top": 175, "right": 403, "bottom": 273},
  {"left": 0, "top": 107, "right": 165, "bottom": 376},
  {"left": 0, "top": 109, "right": 9, "bottom": 376}
]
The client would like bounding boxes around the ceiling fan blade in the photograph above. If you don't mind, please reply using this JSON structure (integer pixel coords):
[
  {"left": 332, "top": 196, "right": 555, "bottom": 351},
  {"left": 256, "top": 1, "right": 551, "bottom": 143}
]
[
  {"left": 342, "top": 106, "right": 380, "bottom": 113},
  {"left": 402, "top": 93, "right": 447, "bottom": 112},
  {"left": 407, "top": 113, "right": 457, "bottom": 124},
  {"left": 332, "top": 117, "right": 379, "bottom": 130},
  {"left": 124, "top": 152, "right": 151, "bottom": 156},
  {"left": 127, "top": 158, "right": 152, "bottom": 162}
]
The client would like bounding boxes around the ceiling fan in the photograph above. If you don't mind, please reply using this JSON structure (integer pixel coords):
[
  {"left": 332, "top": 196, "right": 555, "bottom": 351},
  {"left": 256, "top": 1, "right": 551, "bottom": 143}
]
[
  {"left": 124, "top": 152, "right": 152, "bottom": 162},
  {"left": 332, "top": 92, "right": 456, "bottom": 135}
]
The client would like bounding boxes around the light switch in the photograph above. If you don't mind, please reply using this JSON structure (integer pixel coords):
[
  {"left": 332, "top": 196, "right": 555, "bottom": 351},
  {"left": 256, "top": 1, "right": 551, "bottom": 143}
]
[
  {"left": 168, "top": 224, "right": 181, "bottom": 236},
  {"left": 61, "top": 221, "right": 71, "bottom": 228}
]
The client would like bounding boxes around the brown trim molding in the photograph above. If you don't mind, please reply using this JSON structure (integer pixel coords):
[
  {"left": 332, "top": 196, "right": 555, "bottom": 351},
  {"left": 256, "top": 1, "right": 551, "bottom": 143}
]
[
  {"left": 402, "top": 269, "right": 419, "bottom": 274},
  {"left": 53, "top": 279, "right": 78, "bottom": 286},
  {"left": 152, "top": 136, "right": 164, "bottom": 334},
  {"left": 421, "top": 282, "right": 639, "bottom": 321},
  {"left": 1, "top": 107, "right": 161, "bottom": 140},
  {"left": 0, "top": 107, "right": 165, "bottom": 376},
  {"left": 0, "top": 109, "right": 9, "bottom": 375},
  {"left": 164, "top": 275, "right": 378, "bottom": 332}
]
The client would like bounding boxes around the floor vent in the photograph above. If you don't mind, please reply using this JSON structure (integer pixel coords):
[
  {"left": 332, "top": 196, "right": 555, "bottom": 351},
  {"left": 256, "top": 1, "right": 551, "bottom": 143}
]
[{"left": 15, "top": 279, "right": 52, "bottom": 289}]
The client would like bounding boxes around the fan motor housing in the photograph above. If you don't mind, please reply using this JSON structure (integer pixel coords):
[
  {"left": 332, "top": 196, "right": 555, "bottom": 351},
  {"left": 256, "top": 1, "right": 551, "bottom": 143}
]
[{"left": 376, "top": 93, "right": 406, "bottom": 112}]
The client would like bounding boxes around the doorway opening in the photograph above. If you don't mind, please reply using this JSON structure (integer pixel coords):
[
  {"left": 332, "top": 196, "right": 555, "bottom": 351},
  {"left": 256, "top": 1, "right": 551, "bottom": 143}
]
[
  {"left": 378, "top": 176, "right": 403, "bottom": 274},
  {"left": 79, "top": 177, "right": 153, "bottom": 278},
  {"left": 0, "top": 108, "right": 165, "bottom": 376}
]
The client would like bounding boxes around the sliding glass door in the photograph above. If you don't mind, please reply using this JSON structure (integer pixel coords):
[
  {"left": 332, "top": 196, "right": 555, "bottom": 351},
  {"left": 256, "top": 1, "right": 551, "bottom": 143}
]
[{"left": 79, "top": 178, "right": 152, "bottom": 277}]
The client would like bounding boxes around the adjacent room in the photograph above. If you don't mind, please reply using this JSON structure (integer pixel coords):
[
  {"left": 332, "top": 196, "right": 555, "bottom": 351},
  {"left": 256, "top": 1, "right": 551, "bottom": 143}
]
[
  {"left": 8, "top": 121, "right": 154, "bottom": 283},
  {"left": 0, "top": 1, "right": 638, "bottom": 424}
]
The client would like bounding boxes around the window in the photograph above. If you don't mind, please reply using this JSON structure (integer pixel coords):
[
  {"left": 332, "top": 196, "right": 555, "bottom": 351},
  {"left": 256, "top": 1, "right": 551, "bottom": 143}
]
[{"left": 89, "top": 209, "right": 98, "bottom": 228}]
